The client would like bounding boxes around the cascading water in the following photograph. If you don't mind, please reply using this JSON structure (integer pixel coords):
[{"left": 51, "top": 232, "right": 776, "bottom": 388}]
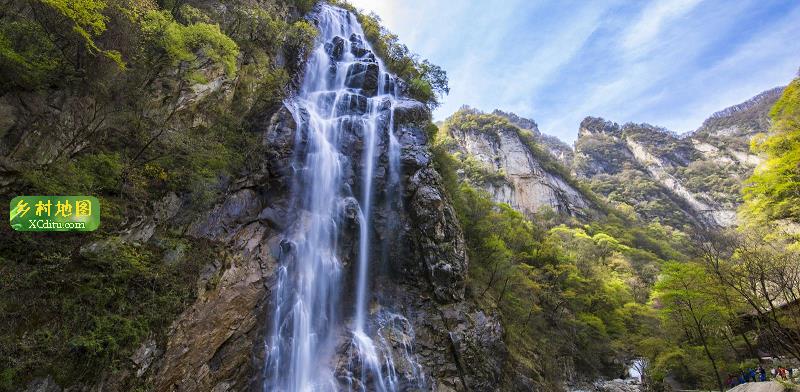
[{"left": 264, "top": 5, "right": 425, "bottom": 392}]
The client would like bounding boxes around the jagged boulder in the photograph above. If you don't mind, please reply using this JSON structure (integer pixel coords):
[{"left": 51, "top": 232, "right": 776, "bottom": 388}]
[{"left": 327, "top": 35, "right": 346, "bottom": 61}]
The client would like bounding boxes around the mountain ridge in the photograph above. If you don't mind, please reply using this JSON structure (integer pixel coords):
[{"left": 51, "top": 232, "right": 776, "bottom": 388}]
[{"left": 447, "top": 86, "right": 782, "bottom": 231}]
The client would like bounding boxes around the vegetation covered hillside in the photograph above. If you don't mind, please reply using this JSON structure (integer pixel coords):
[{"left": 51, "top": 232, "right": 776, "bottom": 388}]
[
  {"left": 1, "top": 0, "right": 449, "bottom": 389},
  {"left": 431, "top": 108, "right": 698, "bottom": 388},
  {"left": 1, "top": 0, "right": 317, "bottom": 388},
  {"left": 435, "top": 80, "right": 800, "bottom": 391},
  {"left": 573, "top": 88, "right": 781, "bottom": 232}
]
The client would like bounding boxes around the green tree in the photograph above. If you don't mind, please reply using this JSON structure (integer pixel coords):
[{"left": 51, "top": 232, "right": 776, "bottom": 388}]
[
  {"left": 139, "top": 10, "right": 239, "bottom": 77},
  {"left": 743, "top": 77, "right": 800, "bottom": 224},
  {"left": 38, "top": 0, "right": 125, "bottom": 66},
  {"left": 654, "top": 262, "right": 726, "bottom": 392}
]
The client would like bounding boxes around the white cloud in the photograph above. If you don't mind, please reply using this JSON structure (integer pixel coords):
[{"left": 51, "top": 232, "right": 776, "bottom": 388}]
[
  {"left": 496, "top": 4, "right": 609, "bottom": 104},
  {"left": 338, "top": 0, "right": 800, "bottom": 144},
  {"left": 622, "top": 0, "right": 704, "bottom": 55}
]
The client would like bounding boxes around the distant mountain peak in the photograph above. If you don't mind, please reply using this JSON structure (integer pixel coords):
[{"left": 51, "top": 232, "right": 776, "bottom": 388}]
[
  {"left": 692, "top": 86, "right": 783, "bottom": 140},
  {"left": 705, "top": 86, "right": 783, "bottom": 123},
  {"left": 579, "top": 116, "right": 620, "bottom": 137},
  {"left": 573, "top": 87, "right": 782, "bottom": 231},
  {"left": 491, "top": 109, "right": 540, "bottom": 133}
]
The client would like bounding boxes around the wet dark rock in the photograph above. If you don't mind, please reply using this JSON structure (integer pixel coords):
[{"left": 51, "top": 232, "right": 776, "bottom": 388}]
[
  {"left": 361, "top": 52, "right": 377, "bottom": 63},
  {"left": 264, "top": 106, "right": 300, "bottom": 184},
  {"left": 400, "top": 143, "right": 431, "bottom": 172},
  {"left": 349, "top": 33, "right": 371, "bottom": 58},
  {"left": 345, "top": 62, "right": 380, "bottom": 97},
  {"left": 330, "top": 35, "right": 346, "bottom": 61},
  {"left": 340, "top": 196, "right": 361, "bottom": 224},
  {"left": 338, "top": 117, "right": 366, "bottom": 158},
  {"left": 444, "top": 308, "right": 507, "bottom": 390},
  {"left": 334, "top": 92, "right": 368, "bottom": 116},
  {"left": 313, "top": 91, "right": 338, "bottom": 114},
  {"left": 377, "top": 96, "right": 393, "bottom": 112},
  {"left": 362, "top": 66, "right": 380, "bottom": 97}
]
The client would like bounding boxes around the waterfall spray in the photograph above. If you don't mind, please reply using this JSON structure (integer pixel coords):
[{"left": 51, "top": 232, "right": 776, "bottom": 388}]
[{"left": 264, "top": 5, "right": 425, "bottom": 392}]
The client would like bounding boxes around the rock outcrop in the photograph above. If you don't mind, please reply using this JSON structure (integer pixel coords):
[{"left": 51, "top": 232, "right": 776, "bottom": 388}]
[
  {"left": 112, "top": 98, "right": 503, "bottom": 391},
  {"left": 573, "top": 87, "right": 781, "bottom": 230},
  {"left": 446, "top": 87, "right": 780, "bottom": 232},
  {"left": 446, "top": 109, "right": 596, "bottom": 219},
  {"left": 493, "top": 109, "right": 574, "bottom": 167}
]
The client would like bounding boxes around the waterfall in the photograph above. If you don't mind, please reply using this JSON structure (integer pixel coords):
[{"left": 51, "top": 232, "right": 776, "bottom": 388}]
[{"left": 264, "top": 5, "right": 424, "bottom": 392}]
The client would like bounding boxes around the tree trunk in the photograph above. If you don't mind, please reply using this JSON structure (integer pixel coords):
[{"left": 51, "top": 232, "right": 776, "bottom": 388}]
[
  {"left": 482, "top": 263, "right": 499, "bottom": 298},
  {"left": 498, "top": 275, "right": 511, "bottom": 304}
]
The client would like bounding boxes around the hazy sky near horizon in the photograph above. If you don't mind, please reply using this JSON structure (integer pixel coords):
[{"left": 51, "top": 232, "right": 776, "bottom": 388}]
[{"left": 347, "top": 0, "right": 800, "bottom": 144}]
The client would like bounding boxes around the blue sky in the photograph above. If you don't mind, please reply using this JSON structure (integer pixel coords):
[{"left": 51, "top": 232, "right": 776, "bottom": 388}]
[{"left": 347, "top": 0, "right": 800, "bottom": 144}]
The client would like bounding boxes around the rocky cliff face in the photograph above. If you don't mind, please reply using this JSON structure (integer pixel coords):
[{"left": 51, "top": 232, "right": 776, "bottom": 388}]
[
  {"left": 120, "top": 9, "right": 506, "bottom": 392},
  {"left": 445, "top": 88, "right": 779, "bottom": 231},
  {"left": 144, "top": 106, "right": 504, "bottom": 392},
  {"left": 573, "top": 88, "right": 781, "bottom": 230},
  {"left": 444, "top": 108, "right": 596, "bottom": 219},
  {"left": 492, "top": 109, "right": 574, "bottom": 167}
]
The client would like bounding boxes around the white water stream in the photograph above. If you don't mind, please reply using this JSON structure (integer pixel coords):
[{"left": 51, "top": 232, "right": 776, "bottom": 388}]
[{"left": 264, "top": 6, "right": 424, "bottom": 391}]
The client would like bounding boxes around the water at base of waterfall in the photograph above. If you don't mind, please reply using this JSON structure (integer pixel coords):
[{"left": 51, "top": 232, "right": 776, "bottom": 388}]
[{"left": 263, "top": 5, "right": 425, "bottom": 392}]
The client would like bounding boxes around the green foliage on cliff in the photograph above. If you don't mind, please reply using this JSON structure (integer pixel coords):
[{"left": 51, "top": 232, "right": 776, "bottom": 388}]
[
  {"left": 139, "top": 10, "right": 239, "bottom": 76},
  {"left": 442, "top": 107, "right": 608, "bottom": 211},
  {"left": 430, "top": 65, "right": 795, "bottom": 392},
  {"left": 335, "top": 2, "right": 449, "bottom": 108},
  {"left": 0, "top": 0, "right": 244, "bottom": 90},
  {"left": 0, "top": 20, "right": 60, "bottom": 87},
  {"left": 694, "top": 87, "right": 783, "bottom": 152},
  {"left": 430, "top": 120, "right": 692, "bottom": 386},
  {"left": 675, "top": 160, "right": 744, "bottom": 205},
  {"left": 0, "top": 232, "right": 223, "bottom": 389},
  {"left": 588, "top": 169, "right": 699, "bottom": 230},
  {"left": 38, "top": 0, "right": 125, "bottom": 66},
  {"left": 743, "top": 77, "right": 800, "bottom": 224},
  {"left": 454, "top": 154, "right": 508, "bottom": 186},
  {"left": 0, "top": 0, "right": 316, "bottom": 389}
]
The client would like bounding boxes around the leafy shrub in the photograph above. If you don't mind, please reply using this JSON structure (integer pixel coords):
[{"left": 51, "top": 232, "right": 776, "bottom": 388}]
[
  {"left": 38, "top": 0, "right": 124, "bottom": 67},
  {"left": 743, "top": 77, "right": 800, "bottom": 224},
  {"left": 349, "top": 8, "right": 448, "bottom": 108},
  {"left": 140, "top": 10, "right": 239, "bottom": 76},
  {"left": 0, "top": 20, "right": 60, "bottom": 89},
  {"left": 23, "top": 152, "right": 123, "bottom": 195}
]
